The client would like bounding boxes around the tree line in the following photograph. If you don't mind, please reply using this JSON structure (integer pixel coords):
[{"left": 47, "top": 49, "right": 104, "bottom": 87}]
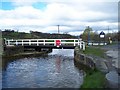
[
  {"left": 2, "top": 29, "right": 77, "bottom": 39},
  {"left": 80, "top": 26, "right": 119, "bottom": 43},
  {"left": 1, "top": 28, "right": 119, "bottom": 43}
]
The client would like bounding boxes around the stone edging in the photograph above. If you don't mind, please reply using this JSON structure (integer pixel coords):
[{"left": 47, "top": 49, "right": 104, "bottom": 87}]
[
  {"left": 74, "top": 47, "right": 109, "bottom": 73},
  {"left": 74, "top": 46, "right": 119, "bottom": 88}
]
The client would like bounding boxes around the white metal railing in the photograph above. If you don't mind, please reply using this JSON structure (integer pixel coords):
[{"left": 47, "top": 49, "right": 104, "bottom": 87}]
[{"left": 5, "top": 39, "right": 85, "bottom": 50}]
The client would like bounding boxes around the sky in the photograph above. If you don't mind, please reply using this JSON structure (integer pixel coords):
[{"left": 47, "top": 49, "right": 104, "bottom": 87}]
[{"left": 0, "top": 0, "right": 119, "bottom": 35}]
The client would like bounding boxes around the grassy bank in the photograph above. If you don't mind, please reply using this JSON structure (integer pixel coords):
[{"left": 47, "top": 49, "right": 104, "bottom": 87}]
[
  {"left": 74, "top": 61, "right": 106, "bottom": 88},
  {"left": 82, "top": 46, "right": 105, "bottom": 58},
  {"left": 81, "top": 68, "right": 106, "bottom": 88},
  {"left": 79, "top": 46, "right": 106, "bottom": 88}
]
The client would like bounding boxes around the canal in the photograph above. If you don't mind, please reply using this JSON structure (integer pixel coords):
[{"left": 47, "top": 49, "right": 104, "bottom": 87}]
[{"left": 2, "top": 49, "right": 84, "bottom": 88}]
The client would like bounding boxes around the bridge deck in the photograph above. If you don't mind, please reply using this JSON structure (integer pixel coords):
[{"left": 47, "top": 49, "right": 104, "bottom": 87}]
[{"left": 24, "top": 45, "right": 76, "bottom": 49}]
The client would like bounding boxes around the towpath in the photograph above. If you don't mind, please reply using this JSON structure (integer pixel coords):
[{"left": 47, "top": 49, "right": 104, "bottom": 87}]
[{"left": 100, "top": 42, "right": 119, "bottom": 88}]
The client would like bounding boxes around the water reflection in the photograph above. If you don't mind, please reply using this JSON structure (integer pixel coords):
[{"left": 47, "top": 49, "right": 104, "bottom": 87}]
[
  {"left": 2, "top": 49, "right": 83, "bottom": 88},
  {"left": 49, "top": 49, "right": 74, "bottom": 57},
  {"left": 55, "top": 56, "right": 61, "bottom": 73}
]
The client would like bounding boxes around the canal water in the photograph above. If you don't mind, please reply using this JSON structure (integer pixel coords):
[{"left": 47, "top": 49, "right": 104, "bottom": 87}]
[{"left": 2, "top": 49, "right": 84, "bottom": 88}]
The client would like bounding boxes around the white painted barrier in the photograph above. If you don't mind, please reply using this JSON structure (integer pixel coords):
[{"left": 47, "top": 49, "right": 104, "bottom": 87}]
[{"left": 5, "top": 39, "right": 86, "bottom": 50}]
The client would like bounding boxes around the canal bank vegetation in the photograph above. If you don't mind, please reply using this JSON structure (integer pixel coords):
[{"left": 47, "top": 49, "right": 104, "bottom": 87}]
[
  {"left": 80, "top": 68, "right": 106, "bottom": 88},
  {"left": 74, "top": 61, "right": 106, "bottom": 88},
  {"left": 75, "top": 46, "right": 107, "bottom": 88},
  {"left": 82, "top": 46, "right": 105, "bottom": 58}
]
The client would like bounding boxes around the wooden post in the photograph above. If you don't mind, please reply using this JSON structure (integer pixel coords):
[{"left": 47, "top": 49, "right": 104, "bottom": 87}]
[
  {"left": 54, "top": 40, "right": 56, "bottom": 46},
  {"left": 16, "top": 40, "right": 18, "bottom": 45},
  {"left": 74, "top": 40, "right": 75, "bottom": 46},
  {"left": 37, "top": 40, "right": 39, "bottom": 46},
  {"left": 43, "top": 40, "right": 45, "bottom": 45},
  {"left": 22, "top": 40, "right": 23, "bottom": 46},
  {"left": 8, "top": 40, "right": 10, "bottom": 45},
  {"left": 83, "top": 42, "right": 85, "bottom": 50},
  {"left": 78, "top": 39, "right": 79, "bottom": 45},
  {"left": 4, "top": 38, "right": 7, "bottom": 45},
  {"left": 79, "top": 41, "right": 81, "bottom": 49},
  {"left": 60, "top": 39, "right": 61, "bottom": 45},
  {"left": 29, "top": 40, "right": 31, "bottom": 45}
]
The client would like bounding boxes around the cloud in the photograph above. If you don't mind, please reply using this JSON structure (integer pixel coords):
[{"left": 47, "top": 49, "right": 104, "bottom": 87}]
[{"left": 0, "top": 1, "right": 118, "bottom": 35}]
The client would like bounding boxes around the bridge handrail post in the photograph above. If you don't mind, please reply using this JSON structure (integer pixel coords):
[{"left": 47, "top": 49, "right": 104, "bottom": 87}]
[
  {"left": 82, "top": 42, "right": 85, "bottom": 50},
  {"left": 4, "top": 38, "right": 7, "bottom": 45},
  {"left": 60, "top": 39, "right": 62, "bottom": 45},
  {"left": 8, "top": 40, "right": 10, "bottom": 45},
  {"left": 29, "top": 40, "right": 31, "bottom": 45},
  {"left": 43, "top": 40, "right": 45, "bottom": 45},
  {"left": 78, "top": 39, "right": 79, "bottom": 45},
  {"left": 79, "top": 41, "right": 81, "bottom": 49},
  {"left": 54, "top": 40, "right": 56, "bottom": 46},
  {"left": 16, "top": 40, "right": 18, "bottom": 45},
  {"left": 37, "top": 40, "right": 39, "bottom": 46},
  {"left": 74, "top": 40, "right": 75, "bottom": 46},
  {"left": 22, "top": 40, "right": 23, "bottom": 46}
]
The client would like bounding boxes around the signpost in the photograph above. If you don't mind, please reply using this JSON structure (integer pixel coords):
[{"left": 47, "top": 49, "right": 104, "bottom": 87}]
[
  {"left": 99, "top": 31, "right": 105, "bottom": 45},
  {"left": 56, "top": 40, "right": 61, "bottom": 47}
]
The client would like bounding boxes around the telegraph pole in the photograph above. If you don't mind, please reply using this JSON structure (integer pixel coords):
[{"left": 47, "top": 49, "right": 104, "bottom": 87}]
[
  {"left": 108, "top": 26, "right": 112, "bottom": 44},
  {"left": 108, "top": 26, "right": 109, "bottom": 34},
  {"left": 57, "top": 25, "right": 60, "bottom": 34},
  {"left": 87, "top": 26, "right": 90, "bottom": 45},
  {"left": 57, "top": 25, "right": 60, "bottom": 39}
]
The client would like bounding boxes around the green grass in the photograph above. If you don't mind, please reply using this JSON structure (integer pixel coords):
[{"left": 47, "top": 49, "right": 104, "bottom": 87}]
[
  {"left": 81, "top": 69, "right": 106, "bottom": 88},
  {"left": 108, "top": 41, "right": 118, "bottom": 45},
  {"left": 82, "top": 46, "right": 105, "bottom": 58},
  {"left": 78, "top": 46, "right": 106, "bottom": 88}
]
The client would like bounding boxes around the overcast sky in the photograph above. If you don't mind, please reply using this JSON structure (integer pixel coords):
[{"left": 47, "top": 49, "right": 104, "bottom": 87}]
[{"left": 0, "top": 0, "right": 119, "bottom": 35}]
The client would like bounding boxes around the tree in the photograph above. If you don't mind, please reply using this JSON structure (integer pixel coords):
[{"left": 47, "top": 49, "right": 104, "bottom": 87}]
[
  {"left": 81, "top": 26, "right": 94, "bottom": 42},
  {"left": 93, "top": 31, "right": 99, "bottom": 42}
]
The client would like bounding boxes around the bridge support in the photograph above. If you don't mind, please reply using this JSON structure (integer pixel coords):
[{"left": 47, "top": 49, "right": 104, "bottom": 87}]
[
  {"left": 35, "top": 47, "right": 41, "bottom": 52},
  {"left": 35, "top": 47, "right": 52, "bottom": 53},
  {"left": 49, "top": 48, "right": 52, "bottom": 52},
  {"left": 41, "top": 48, "right": 52, "bottom": 53}
]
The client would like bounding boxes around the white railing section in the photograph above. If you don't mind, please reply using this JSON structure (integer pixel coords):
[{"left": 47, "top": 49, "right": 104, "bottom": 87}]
[{"left": 5, "top": 39, "right": 85, "bottom": 50}]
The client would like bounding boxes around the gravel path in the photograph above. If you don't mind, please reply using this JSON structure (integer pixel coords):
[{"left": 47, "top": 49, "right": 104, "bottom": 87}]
[{"left": 106, "top": 50, "right": 119, "bottom": 69}]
